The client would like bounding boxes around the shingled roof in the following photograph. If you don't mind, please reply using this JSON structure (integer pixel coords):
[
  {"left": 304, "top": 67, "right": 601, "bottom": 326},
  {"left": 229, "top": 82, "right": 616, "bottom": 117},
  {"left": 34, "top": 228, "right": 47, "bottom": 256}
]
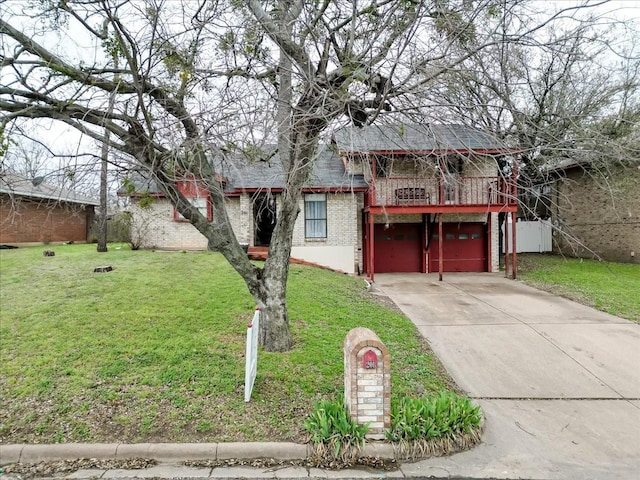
[
  {"left": 122, "top": 124, "right": 514, "bottom": 196},
  {"left": 0, "top": 172, "right": 99, "bottom": 206},
  {"left": 219, "top": 145, "right": 366, "bottom": 191},
  {"left": 333, "top": 124, "right": 514, "bottom": 153},
  {"left": 123, "top": 145, "right": 367, "bottom": 195}
]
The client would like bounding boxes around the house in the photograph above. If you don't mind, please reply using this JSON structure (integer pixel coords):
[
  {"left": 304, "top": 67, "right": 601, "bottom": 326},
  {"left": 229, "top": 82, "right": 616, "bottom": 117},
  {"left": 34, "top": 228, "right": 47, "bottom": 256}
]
[
  {"left": 124, "top": 124, "right": 521, "bottom": 277},
  {"left": 334, "top": 125, "right": 520, "bottom": 279},
  {"left": 124, "top": 146, "right": 368, "bottom": 272},
  {"left": 546, "top": 159, "right": 640, "bottom": 264},
  {"left": 0, "top": 172, "right": 99, "bottom": 244}
]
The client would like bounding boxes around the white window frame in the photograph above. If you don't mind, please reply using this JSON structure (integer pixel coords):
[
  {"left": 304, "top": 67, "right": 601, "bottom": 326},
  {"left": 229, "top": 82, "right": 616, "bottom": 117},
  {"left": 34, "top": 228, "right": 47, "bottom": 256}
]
[
  {"left": 174, "top": 197, "right": 210, "bottom": 222},
  {"left": 304, "top": 193, "right": 327, "bottom": 239}
]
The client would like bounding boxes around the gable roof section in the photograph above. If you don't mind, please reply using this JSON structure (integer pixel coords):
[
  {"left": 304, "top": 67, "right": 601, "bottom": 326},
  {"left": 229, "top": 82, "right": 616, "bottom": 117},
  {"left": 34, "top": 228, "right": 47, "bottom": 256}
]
[
  {"left": 220, "top": 145, "right": 366, "bottom": 191},
  {"left": 545, "top": 156, "right": 640, "bottom": 175},
  {"left": 0, "top": 172, "right": 100, "bottom": 206},
  {"left": 333, "top": 124, "right": 517, "bottom": 154},
  {"left": 123, "top": 145, "right": 367, "bottom": 195}
]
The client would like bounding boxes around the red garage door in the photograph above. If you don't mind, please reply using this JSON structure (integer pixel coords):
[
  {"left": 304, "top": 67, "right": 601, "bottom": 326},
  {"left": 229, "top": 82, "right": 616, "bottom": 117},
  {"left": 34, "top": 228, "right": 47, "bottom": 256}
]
[
  {"left": 429, "top": 223, "right": 487, "bottom": 272},
  {"left": 374, "top": 223, "right": 422, "bottom": 273}
]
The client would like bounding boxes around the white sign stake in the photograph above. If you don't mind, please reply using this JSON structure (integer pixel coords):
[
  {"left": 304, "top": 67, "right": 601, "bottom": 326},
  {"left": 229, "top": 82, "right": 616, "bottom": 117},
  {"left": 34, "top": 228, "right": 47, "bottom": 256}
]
[{"left": 244, "top": 307, "right": 260, "bottom": 402}]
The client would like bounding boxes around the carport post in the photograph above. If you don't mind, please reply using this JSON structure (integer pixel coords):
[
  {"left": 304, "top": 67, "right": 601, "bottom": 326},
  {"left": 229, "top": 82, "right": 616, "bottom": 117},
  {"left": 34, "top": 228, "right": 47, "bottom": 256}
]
[
  {"left": 504, "top": 214, "right": 510, "bottom": 278},
  {"left": 369, "top": 212, "right": 375, "bottom": 282},
  {"left": 511, "top": 211, "right": 517, "bottom": 279},
  {"left": 438, "top": 215, "right": 443, "bottom": 281}
]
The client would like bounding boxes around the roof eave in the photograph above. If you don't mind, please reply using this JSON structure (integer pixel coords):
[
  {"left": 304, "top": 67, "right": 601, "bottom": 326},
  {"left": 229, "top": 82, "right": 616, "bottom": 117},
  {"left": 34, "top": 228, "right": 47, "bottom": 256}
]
[
  {"left": 338, "top": 148, "right": 523, "bottom": 156},
  {"left": 1, "top": 188, "right": 100, "bottom": 206}
]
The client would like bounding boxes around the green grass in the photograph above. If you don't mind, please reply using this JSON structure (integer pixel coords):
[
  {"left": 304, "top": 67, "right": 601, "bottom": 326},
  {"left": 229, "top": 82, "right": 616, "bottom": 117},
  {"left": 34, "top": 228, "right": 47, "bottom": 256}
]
[
  {"left": 0, "top": 244, "right": 455, "bottom": 444},
  {"left": 517, "top": 254, "right": 640, "bottom": 322}
]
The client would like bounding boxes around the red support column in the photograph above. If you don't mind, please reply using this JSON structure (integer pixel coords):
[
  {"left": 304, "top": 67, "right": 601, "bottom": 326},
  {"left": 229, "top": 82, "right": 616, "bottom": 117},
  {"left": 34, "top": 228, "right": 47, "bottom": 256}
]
[
  {"left": 362, "top": 212, "right": 368, "bottom": 274},
  {"left": 369, "top": 212, "right": 375, "bottom": 282},
  {"left": 511, "top": 211, "right": 517, "bottom": 279},
  {"left": 504, "top": 214, "right": 510, "bottom": 278},
  {"left": 438, "top": 215, "right": 443, "bottom": 281},
  {"left": 421, "top": 214, "right": 427, "bottom": 273},
  {"left": 487, "top": 213, "right": 492, "bottom": 272}
]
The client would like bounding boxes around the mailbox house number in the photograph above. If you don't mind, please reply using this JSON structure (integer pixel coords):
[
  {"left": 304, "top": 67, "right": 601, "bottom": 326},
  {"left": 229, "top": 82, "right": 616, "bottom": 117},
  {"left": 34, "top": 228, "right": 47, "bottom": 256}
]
[{"left": 363, "top": 350, "right": 378, "bottom": 369}]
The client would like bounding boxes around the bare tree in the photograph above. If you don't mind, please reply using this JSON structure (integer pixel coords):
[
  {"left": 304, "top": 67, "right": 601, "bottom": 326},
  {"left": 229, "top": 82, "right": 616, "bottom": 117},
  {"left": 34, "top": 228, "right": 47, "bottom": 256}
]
[
  {"left": 1, "top": 138, "right": 53, "bottom": 181},
  {"left": 0, "top": 133, "right": 102, "bottom": 196},
  {"left": 1, "top": 0, "right": 630, "bottom": 350},
  {"left": 398, "top": 1, "right": 640, "bottom": 259}
]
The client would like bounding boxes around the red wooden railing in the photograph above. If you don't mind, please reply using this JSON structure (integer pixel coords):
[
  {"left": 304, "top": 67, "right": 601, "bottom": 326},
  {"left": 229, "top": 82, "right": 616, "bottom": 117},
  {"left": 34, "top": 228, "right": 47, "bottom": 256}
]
[{"left": 367, "top": 176, "right": 517, "bottom": 208}]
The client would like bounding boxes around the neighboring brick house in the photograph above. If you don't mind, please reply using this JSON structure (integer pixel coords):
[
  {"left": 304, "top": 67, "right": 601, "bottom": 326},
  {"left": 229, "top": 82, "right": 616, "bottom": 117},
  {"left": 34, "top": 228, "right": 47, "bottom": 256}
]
[
  {"left": 124, "top": 124, "right": 521, "bottom": 277},
  {"left": 0, "top": 172, "right": 99, "bottom": 244},
  {"left": 548, "top": 159, "right": 640, "bottom": 264}
]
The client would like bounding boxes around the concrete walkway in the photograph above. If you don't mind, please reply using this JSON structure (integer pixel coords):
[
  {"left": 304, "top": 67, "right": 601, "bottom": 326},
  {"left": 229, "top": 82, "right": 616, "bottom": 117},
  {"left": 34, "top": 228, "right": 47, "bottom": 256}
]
[{"left": 374, "top": 272, "right": 640, "bottom": 480}]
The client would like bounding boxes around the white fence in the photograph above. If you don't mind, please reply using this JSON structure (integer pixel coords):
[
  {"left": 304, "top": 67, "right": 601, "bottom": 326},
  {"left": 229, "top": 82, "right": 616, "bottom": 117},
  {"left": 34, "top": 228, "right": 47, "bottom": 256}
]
[
  {"left": 244, "top": 307, "right": 260, "bottom": 402},
  {"left": 503, "top": 219, "right": 553, "bottom": 253}
]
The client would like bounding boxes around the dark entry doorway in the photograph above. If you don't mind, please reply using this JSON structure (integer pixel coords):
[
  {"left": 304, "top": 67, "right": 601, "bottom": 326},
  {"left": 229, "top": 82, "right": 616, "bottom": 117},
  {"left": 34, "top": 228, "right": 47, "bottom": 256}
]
[{"left": 253, "top": 193, "right": 276, "bottom": 246}]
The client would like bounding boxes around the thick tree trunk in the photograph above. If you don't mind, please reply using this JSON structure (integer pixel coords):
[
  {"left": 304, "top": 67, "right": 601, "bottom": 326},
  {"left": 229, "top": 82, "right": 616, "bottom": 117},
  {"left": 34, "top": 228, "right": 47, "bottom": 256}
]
[
  {"left": 97, "top": 146, "right": 108, "bottom": 253},
  {"left": 255, "top": 274, "right": 292, "bottom": 352}
]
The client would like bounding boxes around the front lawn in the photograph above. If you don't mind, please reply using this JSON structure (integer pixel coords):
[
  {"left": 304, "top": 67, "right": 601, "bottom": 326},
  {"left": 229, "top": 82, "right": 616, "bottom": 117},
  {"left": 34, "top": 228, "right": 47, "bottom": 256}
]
[
  {"left": 0, "top": 244, "right": 455, "bottom": 444},
  {"left": 517, "top": 254, "right": 640, "bottom": 322}
]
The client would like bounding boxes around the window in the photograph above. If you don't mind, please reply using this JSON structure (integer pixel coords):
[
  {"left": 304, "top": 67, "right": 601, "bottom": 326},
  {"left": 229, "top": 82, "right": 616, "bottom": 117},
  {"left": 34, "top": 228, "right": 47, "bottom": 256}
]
[
  {"left": 375, "top": 155, "right": 389, "bottom": 178},
  {"left": 174, "top": 197, "right": 211, "bottom": 222},
  {"left": 443, "top": 156, "right": 463, "bottom": 203},
  {"left": 305, "top": 193, "right": 327, "bottom": 238}
]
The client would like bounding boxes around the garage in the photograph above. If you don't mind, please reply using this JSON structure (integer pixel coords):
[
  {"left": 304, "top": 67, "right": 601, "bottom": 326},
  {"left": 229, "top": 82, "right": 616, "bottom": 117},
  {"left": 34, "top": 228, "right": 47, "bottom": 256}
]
[
  {"left": 429, "top": 223, "right": 487, "bottom": 272},
  {"left": 374, "top": 223, "right": 423, "bottom": 272}
]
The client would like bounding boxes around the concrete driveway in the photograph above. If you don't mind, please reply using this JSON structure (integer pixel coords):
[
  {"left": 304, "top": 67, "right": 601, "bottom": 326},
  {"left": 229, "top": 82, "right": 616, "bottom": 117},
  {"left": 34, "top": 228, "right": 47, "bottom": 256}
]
[{"left": 374, "top": 273, "right": 640, "bottom": 480}]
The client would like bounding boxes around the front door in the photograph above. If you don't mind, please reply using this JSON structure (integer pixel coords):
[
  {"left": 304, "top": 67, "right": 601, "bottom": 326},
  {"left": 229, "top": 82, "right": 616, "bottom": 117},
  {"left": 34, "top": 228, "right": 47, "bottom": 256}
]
[{"left": 253, "top": 193, "right": 276, "bottom": 246}]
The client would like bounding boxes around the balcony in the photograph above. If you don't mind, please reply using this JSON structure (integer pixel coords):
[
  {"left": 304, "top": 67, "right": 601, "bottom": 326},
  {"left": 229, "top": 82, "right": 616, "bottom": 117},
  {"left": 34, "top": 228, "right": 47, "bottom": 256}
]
[{"left": 367, "top": 176, "right": 517, "bottom": 210}]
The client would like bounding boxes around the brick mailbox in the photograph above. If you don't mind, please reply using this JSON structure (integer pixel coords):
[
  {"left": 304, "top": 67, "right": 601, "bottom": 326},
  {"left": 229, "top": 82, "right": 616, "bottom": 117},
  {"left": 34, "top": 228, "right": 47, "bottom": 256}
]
[{"left": 344, "top": 327, "right": 390, "bottom": 439}]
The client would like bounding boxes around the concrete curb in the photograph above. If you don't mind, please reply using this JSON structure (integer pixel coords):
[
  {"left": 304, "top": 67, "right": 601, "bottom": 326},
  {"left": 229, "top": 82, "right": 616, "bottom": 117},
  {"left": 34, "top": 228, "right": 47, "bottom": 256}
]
[{"left": 0, "top": 442, "right": 396, "bottom": 466}]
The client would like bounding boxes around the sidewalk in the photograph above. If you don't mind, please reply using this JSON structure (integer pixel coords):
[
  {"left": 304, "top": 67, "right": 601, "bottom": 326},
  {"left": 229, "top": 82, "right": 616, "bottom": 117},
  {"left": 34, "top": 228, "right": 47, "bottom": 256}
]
[{"left": 1, "top": 442, "right": 451, "bottom": 479}]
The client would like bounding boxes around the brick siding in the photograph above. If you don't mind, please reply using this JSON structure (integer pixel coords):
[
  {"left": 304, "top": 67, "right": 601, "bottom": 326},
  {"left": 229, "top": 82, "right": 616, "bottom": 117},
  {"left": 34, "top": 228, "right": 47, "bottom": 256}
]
[
  {"left": 552, "top": 164, "right": 640, "bottom": 263},
  {"left": 130, "top": 193, "right": 364, "bottom": 266},
  {"left": 0, "top": 195, "right": 94, "bottom": 244},
  {"left": 129, "top": 200, "right": 208, "bottom": 250}
]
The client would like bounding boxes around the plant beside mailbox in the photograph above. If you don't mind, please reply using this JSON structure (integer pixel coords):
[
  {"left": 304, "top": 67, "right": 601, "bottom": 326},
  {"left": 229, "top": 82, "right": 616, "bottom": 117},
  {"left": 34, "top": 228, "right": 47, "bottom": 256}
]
[
  {"left": 386, "top": 393, "right": 483, "bottom": 461},
  {"left": 302, "top": 328, "right": 484, "bottom": 467},
  {"left": 303, "top": 397, "right": 369, "bottom": 466}
]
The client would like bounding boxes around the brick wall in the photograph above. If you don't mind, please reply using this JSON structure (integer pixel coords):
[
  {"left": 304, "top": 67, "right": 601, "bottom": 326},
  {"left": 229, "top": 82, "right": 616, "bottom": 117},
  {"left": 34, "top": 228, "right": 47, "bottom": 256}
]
[
  {"left": 292, "top": 192, "right": 361, "bottom": 247},
  {"left": 223, "top": 197, "right": 251, "bottom": 245},
  {"left": 292, "top": 192, "right": 363, "bottom": 271},
  {"left": 130, "top": 193, "right": 364, "bottom": 271},
  {"left": 129, "top": 199, "right": 208, "bottom": 250},
  {"left": 552, "top": 164, "right": 640, "bottom": 263},
  {"left": 0, "top": 195, "right": 94, "bottom": 243},
  {"left": 490, "top": 212, "right": 499, "bottom": 272}
]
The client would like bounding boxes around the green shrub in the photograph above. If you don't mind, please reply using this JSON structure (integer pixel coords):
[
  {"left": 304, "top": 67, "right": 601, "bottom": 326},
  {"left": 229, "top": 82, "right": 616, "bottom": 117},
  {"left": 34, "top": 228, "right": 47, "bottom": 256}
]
[
  {"left": 303, "top": 397, "right": 368, "bottom": 466},
  {"left": 386, "top": 392, "right": 482, "bottom": 442}
]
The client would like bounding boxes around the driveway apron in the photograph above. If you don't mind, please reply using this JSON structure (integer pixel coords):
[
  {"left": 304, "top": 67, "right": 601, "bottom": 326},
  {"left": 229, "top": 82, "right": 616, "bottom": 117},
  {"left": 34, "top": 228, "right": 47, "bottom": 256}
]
[{"left": 374, "top": 273, "right": 640, "bottom": 480}]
